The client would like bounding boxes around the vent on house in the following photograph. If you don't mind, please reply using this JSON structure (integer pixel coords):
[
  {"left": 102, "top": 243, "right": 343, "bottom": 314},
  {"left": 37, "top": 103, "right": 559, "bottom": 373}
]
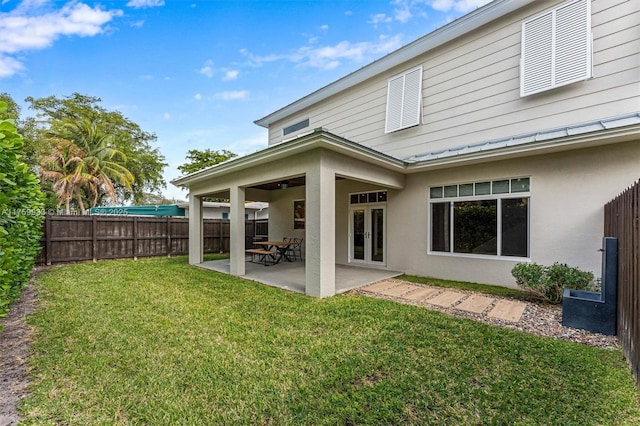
[{"left": 283, "top": 118, "right": 310, "bottom": 136}]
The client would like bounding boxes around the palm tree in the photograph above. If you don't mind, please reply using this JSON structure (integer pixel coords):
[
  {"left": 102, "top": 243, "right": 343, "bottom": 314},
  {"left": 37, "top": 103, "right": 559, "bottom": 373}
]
[
  {"left": 42, "top": 117, "right": 135, "bottom": 213},
  {"left": 39, "top": 139, "right": 86, "bottom": 214}
]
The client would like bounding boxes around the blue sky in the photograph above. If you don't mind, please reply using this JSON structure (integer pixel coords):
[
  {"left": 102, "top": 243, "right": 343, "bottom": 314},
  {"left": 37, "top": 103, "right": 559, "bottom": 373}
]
[{"left": 1, "top": 0, "right": 490, "bottom": 202}]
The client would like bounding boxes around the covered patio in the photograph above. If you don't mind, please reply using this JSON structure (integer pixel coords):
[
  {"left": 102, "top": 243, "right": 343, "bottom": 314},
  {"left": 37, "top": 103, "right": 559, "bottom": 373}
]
[
  {"left": 197, "top": 259, "right": 402, "bottom": 294},
  {"left": 172, "top": 128, "right": 406, "bottom": 298}
]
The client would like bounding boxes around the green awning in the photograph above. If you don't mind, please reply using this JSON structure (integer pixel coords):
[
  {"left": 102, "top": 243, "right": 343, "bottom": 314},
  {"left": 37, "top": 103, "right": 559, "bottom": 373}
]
[{"left": 90, "top": 205, "right": 185, "bottom": 217}]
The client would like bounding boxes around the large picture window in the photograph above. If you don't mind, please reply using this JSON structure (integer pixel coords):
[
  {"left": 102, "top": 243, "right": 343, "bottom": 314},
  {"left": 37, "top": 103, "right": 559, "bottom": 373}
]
[{"left": 430, "top": 178, "right": 530, "bottom": 258}]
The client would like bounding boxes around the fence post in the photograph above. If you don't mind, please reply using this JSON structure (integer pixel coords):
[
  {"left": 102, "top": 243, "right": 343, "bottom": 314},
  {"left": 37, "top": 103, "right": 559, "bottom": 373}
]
[
  {"left": 92, "top": 215, "right": 97, "bottom": 263},
  {"left": 167, "top": 216, "right": 171, "bottom": 258},
  {"left": 133, "top": 216, "right": 138, "bottom": 261},
  {"left": 45, "top": 215, "right": 52, "bottom": 266}
]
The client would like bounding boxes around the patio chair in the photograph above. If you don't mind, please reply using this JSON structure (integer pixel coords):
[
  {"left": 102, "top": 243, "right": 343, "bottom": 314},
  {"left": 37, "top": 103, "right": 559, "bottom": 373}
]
[{"left": 286, "top": 238, "right": 303, "bottom": 261}]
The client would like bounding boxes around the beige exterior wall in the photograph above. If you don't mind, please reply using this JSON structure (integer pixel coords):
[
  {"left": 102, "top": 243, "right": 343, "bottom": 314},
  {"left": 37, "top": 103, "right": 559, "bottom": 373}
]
[
  {"left": 267, "top": 0, "right": 639, "bottom": 160},
  {"left": 384, "top": 141, "right": 640, "bottom": 287}
]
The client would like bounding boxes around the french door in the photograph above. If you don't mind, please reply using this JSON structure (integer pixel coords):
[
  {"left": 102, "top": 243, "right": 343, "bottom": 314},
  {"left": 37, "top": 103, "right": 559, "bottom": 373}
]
[{"left": 349, "top": 205, "right": 386, "bottom": 265}]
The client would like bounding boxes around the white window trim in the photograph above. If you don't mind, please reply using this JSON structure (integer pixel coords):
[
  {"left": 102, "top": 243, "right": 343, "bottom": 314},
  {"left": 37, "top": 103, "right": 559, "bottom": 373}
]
[
  {"left": 384, "top": 66, "right": 423, "bottom": 133},
  {"left": 520, "top": 0, "right": 592, "bottom": 97},
  {"left": 428, "top": 178, "right": 531, "bottom": 260}
]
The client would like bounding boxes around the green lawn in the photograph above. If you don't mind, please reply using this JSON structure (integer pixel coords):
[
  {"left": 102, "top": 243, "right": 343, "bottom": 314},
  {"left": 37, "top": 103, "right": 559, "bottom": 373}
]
[{"left": 22, "top": 257, "right": 640, "bottom": 425}]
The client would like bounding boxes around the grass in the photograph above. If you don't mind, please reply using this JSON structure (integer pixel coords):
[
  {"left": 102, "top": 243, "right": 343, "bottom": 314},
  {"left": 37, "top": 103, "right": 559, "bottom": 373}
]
[
  {"left": 21, "top": 257, "right": 640, "bottom": 425},
  {"left": 400, "top": 274, "right": 529, "bottom": 300}
]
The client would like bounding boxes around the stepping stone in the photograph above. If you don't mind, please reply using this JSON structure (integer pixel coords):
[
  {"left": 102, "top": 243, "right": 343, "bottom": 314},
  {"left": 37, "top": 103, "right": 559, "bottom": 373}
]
[
  {"left": 488, "top": 300, "right": 527, "bottom": 322},
  {"left": 363, "top": 280, "right": 396, "bottom": 292},
  {"left": 456, "top": 295, "right": 495, "bottom": 314},
  {"left": 379, "top": 284, "right": 421, "bottom": 297},
  {"left": 403, "top": 287, "right": 440, "bottom": 301},
  {"left": 426, "top": 291, "right": 466, "bottom": 307}
]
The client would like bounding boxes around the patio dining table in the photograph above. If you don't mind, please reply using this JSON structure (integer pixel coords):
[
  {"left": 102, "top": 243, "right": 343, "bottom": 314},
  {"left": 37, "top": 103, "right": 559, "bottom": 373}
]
[{"left": 252, "top": 240, "right": 294, "bottom": 265}]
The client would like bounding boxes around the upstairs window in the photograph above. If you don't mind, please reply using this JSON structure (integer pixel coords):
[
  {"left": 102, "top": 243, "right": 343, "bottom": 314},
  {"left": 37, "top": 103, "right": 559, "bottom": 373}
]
[
  {"left": 283, "top": 118, "right": 310, "bottom": 136},
  {"left": 520, "top": 0, "right": 591, "bottom": 97},
  {"left": 385, "top": 66, "right": 423, "bottom": 133}
]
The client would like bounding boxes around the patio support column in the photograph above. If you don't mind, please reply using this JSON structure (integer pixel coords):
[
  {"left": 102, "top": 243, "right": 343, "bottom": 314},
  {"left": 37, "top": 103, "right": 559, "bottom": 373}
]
[
  {"left": 229, "top": 185, "right": 246, "bottom": 276},
  {"left": 188, "top": 194, "right": 203, "bottom": 265},
  {"left": 305, "top": 155, "right": 335, "bottom": 297}
]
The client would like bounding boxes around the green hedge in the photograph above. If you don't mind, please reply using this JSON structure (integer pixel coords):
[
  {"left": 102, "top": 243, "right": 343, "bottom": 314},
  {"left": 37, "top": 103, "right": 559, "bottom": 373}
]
[{"left": 0, "top": 103, "right": 44, "bottom": 322}]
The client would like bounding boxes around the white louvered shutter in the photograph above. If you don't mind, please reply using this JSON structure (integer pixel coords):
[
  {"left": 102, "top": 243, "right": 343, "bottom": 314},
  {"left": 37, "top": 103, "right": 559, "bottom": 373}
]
[
  {"left": 385, "top": 75, "right": 404, "bottom": 133},
  {"left": 521, "top": 11, "right": 554, "bottom": 96},
  {"left": 385, "top": 66, "right": 422, "bottom": 133},
  {"left": 520, "top": 0, "right": 591, "bottom": 97},
  {"left": 401, "top": 67, "right": 422, "bottom": 129},
  {"left": 555, "top": 0, "right": 591, "bottom": 86}
]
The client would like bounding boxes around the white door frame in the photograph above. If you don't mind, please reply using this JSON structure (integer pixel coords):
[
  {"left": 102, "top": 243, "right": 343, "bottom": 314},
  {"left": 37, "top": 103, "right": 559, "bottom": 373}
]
[{"left": 348, "top": 204, "right": 386, "bottom": 266}]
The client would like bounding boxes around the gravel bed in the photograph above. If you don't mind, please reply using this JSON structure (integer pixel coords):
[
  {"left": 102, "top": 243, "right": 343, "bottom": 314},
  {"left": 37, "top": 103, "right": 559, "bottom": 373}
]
[{"left": 352, "top": 278, "right": 619, "bottom": 350}]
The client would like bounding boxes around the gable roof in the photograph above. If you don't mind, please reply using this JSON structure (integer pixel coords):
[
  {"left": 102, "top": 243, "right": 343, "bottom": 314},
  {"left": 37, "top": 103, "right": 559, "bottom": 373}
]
[{"left": 254, "top": 0, "right": 536, "bottom": 128}]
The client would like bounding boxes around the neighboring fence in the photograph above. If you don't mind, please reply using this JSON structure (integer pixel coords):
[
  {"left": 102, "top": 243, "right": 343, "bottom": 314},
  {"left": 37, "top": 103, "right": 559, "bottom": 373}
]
[
  {"left": 37, "top": 215, "right": 268, "bottom": 265},
  {"left": 604, "top": 179, "right": 640, "bottom": 387}
]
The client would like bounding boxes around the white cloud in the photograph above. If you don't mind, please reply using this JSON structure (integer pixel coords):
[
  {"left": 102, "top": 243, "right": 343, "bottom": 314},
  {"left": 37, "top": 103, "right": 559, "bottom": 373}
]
[
  {"left": 215, "top": 90, "right": 250, "bottom": 101},
  {"left": 241, "top": 34, "right": 404, "bottom": 71},
  {"left": 368, "top": 13, "right": 392, "bottom": 28},
  {"left": 194, "top": 93, "right": 202, "bottom": 101},
  {"left": 162, "top": 112, "right": 171, "bottom": 120},
  {"left": 0, "top": 1, "right": 122, "bottom": 77},
  {"left": 319, "top": 24, "right": 329, "bottom": 30},
  {"left": 198, "top": 60, "right": 214, "bottom": 78},
  {"left": 126, "top": 0, "right": 165, "bottom": 9},
  {"left": 222, "top": 69, "right": 239, "bottom": 81},
  {"left": 0, "top": 55, "right": 25, "bottom": 77},
  {"left": 394, "top": 6, "right": 413, "bottom": 23},
  {"left": 227, "top": 133, "right": 268, "bottom": 156},
  {"left": 428, "top": 0, "right": 491, "bottom": 13}
]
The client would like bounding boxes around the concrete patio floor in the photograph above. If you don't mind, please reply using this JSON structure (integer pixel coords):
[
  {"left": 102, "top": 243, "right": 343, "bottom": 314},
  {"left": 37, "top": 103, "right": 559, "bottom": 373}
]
[{"left": 196, "top": 258, "right": 402, "bottom": 295}]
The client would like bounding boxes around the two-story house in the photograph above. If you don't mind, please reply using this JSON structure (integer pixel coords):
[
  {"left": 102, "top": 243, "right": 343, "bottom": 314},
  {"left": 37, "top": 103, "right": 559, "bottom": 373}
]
[{"left": 173, "top": 0, "right": 640, "bottom": 297}]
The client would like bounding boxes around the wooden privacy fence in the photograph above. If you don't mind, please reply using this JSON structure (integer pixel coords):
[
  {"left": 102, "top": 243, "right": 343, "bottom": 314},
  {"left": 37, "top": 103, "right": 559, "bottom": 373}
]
[
  {"left": 37, "top": 215, "right": 268, "bottom": 265},
  {"left": 604, "top": 179, "right": 640, "bottom": 387}
]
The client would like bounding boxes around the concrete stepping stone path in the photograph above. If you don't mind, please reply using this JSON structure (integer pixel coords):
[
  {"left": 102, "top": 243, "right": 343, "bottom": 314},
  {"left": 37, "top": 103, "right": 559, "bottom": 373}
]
[
  {"left": 403, "top": 287, "right": 440, "bottom": 301},
  {"left": 455, "top": 295, "right": 495, "bottom": 314},
  {"left": 426, "top": 290, "right": 466, "bottom": 307},
  {"left": 487, "top": 300, "right": 527, "bottom": 322},
  {"left": 379, "top": 284, "right": 422, "bottom": 297},
  {"left": 360, "top": 281, "right": 528, "bottom": 324}
]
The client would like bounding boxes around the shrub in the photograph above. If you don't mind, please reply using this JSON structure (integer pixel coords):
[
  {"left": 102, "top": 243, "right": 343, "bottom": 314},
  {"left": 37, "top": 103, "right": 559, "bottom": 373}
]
[
  {"left": 0, "top": 103, "right": 44, "bottom": 323},
  {"left": 511, "top": 262, "right": 594, "bottom": 304}
]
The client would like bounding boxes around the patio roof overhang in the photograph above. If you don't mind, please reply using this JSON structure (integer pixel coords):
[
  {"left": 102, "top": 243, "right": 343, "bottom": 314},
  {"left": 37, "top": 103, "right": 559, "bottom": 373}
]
[
  {"left": 171, "top": 128, "right": 406, "bottom": 189},
  {"left": 172, "top": 113, "right": 640, "bottom": 190}
]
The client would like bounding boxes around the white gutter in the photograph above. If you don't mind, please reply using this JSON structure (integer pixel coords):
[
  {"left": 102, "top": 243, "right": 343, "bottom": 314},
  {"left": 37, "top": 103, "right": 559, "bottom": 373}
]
[{"left": 254, "top": 0, "right": 536, "bottom": 128}]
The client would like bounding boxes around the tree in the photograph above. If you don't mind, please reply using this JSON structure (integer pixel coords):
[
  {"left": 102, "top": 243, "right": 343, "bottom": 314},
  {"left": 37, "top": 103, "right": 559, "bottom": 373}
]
[
  {"left": 139, "top": 192, "right": 184, "bottom": 205},
  {"left": 178, "top": 148, "right": 237, "bottom": 175},
  {"left": 26, "top": 93, "right": 167, "bottom": 206},
  {"left": 41, "top": 116, "right": 135, "bottom": 213}
]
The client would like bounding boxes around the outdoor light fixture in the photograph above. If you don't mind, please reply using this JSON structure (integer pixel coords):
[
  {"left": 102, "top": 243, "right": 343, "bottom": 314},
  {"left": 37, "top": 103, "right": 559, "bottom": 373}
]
[{"left": 280, "top": 180, "right": 289, "bottom": 189}]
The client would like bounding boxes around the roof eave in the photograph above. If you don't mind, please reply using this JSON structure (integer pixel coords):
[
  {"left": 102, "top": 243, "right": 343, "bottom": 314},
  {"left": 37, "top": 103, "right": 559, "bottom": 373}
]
[
  {"left": 254, "top": 0, "right": 536, "bottom": 128},
  {"left": 406, "top": 124, "right": 640, "bottom": 172},
  {"left": 171, "top": 129, "right": 406, "bottom": 188}
]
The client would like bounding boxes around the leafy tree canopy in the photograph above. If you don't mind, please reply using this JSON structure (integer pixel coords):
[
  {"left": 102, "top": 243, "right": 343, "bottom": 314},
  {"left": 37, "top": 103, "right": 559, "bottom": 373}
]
[
  {"left": 25, "top": 93, "right": 167, "bottom": 205},
  {"left": 178, "top": 148, "right": 237, "bottom": 175}
]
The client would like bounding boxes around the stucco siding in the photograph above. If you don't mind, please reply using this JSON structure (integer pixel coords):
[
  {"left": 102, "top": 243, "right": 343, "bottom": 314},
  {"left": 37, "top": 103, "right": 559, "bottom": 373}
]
[
  {"left": 266, "top": 0, "right": 639, "bottom": 161},
  {"left": 384, "top": 141, "right": 640, "bottom": 287}
]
